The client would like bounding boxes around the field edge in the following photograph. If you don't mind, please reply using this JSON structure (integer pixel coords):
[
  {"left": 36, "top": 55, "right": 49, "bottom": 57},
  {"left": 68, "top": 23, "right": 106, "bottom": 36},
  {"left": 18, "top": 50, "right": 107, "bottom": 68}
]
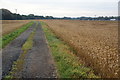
[{"left": 41, "top": 21, "right": 99, "bottom": 78}]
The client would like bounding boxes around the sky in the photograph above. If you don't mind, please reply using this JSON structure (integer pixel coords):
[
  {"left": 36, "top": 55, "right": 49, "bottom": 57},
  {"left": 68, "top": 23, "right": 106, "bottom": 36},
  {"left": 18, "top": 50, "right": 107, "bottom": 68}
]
[{"left": 0, "top": 0, "right": 119, "bottom": 17}]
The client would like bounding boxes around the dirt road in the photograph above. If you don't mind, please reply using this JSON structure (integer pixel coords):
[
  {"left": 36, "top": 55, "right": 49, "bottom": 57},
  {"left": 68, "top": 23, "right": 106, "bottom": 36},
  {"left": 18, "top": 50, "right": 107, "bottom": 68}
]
[
  {"left": 21, "top": 22, "right": 56, "bottom": 78},
  {"left": 2, "top": 21, "right": 57, "bottom": 78},
  {"left": 2, "top": 22, "right": 36, "bottom": 77}
]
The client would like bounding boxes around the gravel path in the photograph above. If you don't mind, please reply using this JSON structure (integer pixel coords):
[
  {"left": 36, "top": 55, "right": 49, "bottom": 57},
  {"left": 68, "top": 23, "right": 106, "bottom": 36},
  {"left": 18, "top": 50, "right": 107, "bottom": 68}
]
[
  {"left": 2, "top": 22, "right": 36, "bottom": 77},
  {"left": 2, "top": 21, "right": 57, "bottom": 78}
]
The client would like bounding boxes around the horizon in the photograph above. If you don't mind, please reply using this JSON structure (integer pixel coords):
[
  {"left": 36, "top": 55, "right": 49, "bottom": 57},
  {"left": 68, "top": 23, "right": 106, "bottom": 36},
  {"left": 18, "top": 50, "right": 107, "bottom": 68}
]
[
  {"left": 1, "top": 8, "right": 118, "bottom": 18},
  {"left": 0, "top": 0, "right": 119, "bottom": 17}
]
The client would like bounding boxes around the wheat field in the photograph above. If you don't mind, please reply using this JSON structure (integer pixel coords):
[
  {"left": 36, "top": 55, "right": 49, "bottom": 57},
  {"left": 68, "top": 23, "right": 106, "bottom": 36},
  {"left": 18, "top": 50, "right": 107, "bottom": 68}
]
[
  {"left": 42, "top": 20, "right": 119, "bottom": 78},
  {"left": 2, "top": 20, "right": 31, "bottom": 36}
]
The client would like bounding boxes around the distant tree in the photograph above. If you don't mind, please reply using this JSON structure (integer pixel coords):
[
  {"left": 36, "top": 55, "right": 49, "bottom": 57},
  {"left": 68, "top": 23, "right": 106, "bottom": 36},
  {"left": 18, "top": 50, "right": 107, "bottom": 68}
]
[
  {"left": 62, "top": 17, "right": 71, "bottom": 19},
  {"left": 104, "top": 16, "right": 109, "bottom": 20},
  {"left": 0, "top": 8, "right": 118, "bottom": 20},
  {"left": 0, "top": 9, "right": 14, "bottom": 20},
  {"left": 45, "top": 16, "right": 54, "bottom": 19},
  {"left": 28, "top": 14, "right": 35, "bottom": 19}
]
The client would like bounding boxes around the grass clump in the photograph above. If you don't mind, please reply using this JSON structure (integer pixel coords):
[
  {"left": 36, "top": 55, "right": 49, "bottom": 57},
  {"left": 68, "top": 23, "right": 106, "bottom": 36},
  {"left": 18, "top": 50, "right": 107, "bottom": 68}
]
[
  {"left": 1, "top": 22, "right": 34, "bottom": 48},
  {"left": 41, "top": 22, "right": 99, "bottom": 78},
  {"left": 22, "top": 32, "right": 34, "bottom": 51}
]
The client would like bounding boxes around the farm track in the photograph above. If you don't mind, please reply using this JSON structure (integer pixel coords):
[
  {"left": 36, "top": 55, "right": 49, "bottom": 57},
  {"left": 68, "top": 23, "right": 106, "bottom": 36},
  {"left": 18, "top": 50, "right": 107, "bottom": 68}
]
[
  {"left": 17, "top": 22, "right": 57, "bottom": 78},
  {"left": 2, "top": 22, "right": 36, "bottom": 77},
  {"left": 2, "top": 21, "right": 57, "bottom": 78},
  {"left": 2, "top": 23, "right": 35, "bottom": 76}
]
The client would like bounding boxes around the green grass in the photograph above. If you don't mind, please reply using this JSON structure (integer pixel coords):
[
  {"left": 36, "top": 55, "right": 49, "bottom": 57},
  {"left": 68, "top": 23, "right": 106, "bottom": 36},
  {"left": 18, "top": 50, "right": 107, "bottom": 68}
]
[
  {"left": 1, "top": 22, "right": 34, "bottom": 48},
  {"left": 22, "top": 31, "right": 34, "bottom": 51},
  {"left": 41, "top": 22, "right": 99, "bottom": 78}
]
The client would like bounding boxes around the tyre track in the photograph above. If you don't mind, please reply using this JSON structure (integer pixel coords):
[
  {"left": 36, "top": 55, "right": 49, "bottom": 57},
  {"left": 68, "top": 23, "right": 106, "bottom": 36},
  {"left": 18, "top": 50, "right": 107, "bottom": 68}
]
[
  {"left": 3, "top": 21, "right": 57, "bottom": 78},
  {"left": 20, "top": 22, "right": 57, "bottom": 78}
]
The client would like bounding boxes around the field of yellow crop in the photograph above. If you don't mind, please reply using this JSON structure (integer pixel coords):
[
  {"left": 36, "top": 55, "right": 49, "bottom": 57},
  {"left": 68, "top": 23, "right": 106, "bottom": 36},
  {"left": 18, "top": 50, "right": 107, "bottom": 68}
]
[
  {"left": 2, "top": 20, "right": 31, "bottom": 35},
  {"left": 42, "top": 20, "right": 118, "bottom": 78}
]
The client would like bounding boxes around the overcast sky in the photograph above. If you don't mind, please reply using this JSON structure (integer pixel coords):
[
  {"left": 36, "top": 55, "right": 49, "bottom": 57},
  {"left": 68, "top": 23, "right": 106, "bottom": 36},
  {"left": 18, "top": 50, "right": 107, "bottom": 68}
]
[{"left": 0, "top": 0, "right": 119, "bottom": 17}]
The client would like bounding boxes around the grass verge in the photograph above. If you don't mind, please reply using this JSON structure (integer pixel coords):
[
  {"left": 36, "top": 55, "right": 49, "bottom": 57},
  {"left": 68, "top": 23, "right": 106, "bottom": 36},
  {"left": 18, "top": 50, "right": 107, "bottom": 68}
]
[
  {"left": 1, "top": 22, "right": 34, "bottom": 48},
  {"left": 41, "top": 22, "right": 99, "bottom": 78}
]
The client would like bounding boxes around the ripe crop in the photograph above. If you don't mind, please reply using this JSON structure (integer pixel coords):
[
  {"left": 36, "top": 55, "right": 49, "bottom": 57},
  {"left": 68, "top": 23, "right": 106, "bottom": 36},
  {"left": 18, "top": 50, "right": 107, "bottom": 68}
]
[
  {"left": 1, "top": 20, "right": 33, "bottom": 48},
  {"left": 2, "top": 20, "right": 31, "bottom": 36},
  {"left": 42, "top": 20, "right": 118, "bottom": 78}
]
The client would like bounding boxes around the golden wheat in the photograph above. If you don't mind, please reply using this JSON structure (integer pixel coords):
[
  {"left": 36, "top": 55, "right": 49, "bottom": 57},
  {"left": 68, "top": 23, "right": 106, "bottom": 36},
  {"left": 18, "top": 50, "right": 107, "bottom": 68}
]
[
  {"left": 2, "top": 20, "right": 31, "bottom": 35},
  {"left": 42, "top": 20, "right": 119, "bottom": 78}
]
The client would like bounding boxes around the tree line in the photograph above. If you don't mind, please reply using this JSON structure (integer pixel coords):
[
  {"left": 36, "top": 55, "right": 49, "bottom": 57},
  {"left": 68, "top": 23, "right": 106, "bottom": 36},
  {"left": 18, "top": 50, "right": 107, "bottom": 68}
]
[{"left": 0, "top": 9, "right": 119, "bottom": 20}]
